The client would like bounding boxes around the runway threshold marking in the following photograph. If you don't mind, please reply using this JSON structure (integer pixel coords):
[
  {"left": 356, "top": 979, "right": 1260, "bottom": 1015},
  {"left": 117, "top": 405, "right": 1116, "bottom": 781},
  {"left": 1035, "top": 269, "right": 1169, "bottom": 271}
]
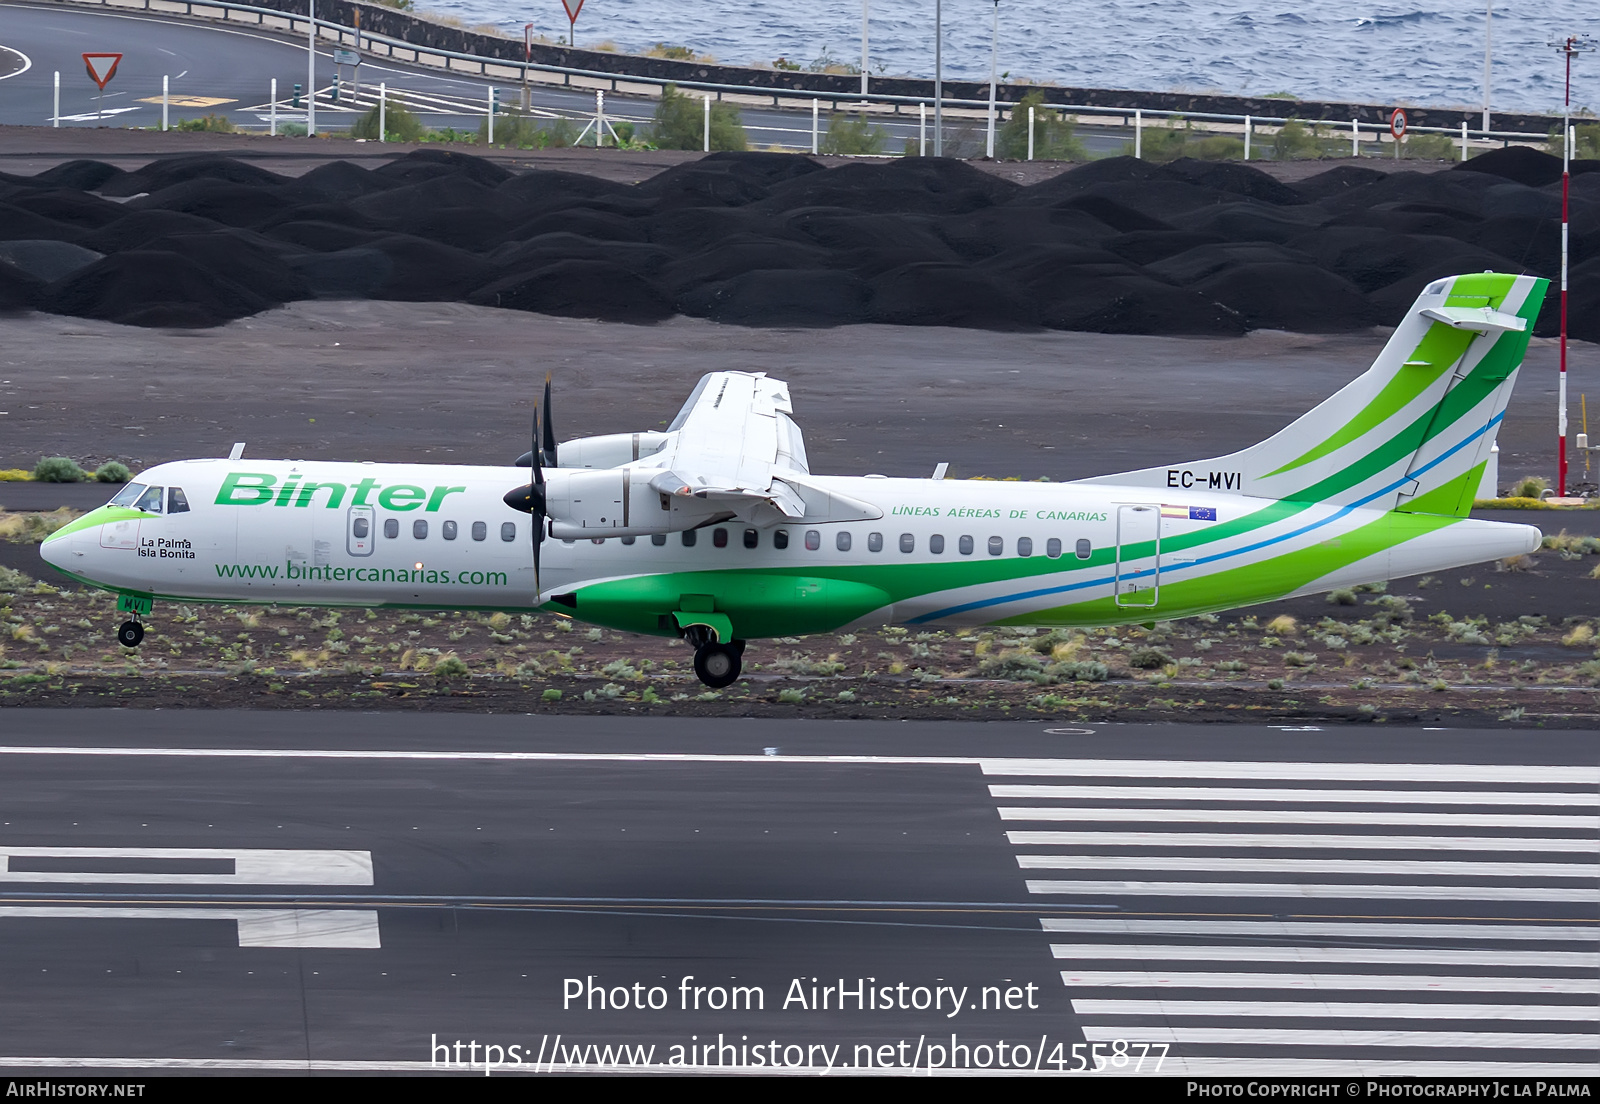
[
  {"left": 0, "top": 846, "right": 373, "bottom": 885},
  {"left": 0, "top": 906, "right": 378, "bottom": 947}
]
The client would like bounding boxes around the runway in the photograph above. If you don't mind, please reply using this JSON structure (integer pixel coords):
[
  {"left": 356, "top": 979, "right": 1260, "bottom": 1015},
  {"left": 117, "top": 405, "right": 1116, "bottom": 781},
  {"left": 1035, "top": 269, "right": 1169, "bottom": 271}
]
[{"left": 0, "top": 714, "right": 1592, "bottom": 1074}]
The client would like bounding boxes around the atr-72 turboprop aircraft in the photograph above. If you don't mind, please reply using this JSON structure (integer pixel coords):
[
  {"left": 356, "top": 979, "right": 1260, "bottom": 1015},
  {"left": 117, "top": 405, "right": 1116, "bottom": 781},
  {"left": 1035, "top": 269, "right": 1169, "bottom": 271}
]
[{"left": 41, "top": 272, "right": 1547, "bottom": 688}]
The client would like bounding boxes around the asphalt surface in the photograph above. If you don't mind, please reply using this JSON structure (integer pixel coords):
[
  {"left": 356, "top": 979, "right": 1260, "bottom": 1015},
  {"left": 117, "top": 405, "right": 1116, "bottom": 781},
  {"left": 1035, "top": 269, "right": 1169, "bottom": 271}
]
[
  {"left": 0, "top": 1, "right": 1127, "bottom": 154},
  {"left": 0, "top": 715, "right": 1592, "bottom": 1074}
]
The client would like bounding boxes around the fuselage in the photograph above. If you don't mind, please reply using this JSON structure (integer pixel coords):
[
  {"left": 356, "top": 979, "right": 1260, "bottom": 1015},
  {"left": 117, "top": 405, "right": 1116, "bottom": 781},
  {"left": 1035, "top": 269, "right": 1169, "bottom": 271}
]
[{"left": 40, "top": 457, "right": 1540, "bottom": 638}]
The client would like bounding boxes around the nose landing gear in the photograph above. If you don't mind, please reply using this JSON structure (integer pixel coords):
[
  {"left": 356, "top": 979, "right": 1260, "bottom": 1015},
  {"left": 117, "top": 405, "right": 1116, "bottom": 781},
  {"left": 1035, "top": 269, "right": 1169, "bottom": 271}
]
[{"left": 116, "top": 620, "right": 145, "bottom": 648}]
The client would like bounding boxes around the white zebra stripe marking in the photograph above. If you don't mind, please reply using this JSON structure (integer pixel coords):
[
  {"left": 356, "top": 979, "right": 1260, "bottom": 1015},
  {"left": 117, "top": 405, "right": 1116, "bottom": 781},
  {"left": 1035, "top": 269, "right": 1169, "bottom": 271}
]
[
  {"left": 999, "top": 807, "right": 1599, "bottom": 829},
  {"left": 988, "top": 784, "right": 1599, "bottom": 806},
  {"left": 1026, "top": 879, "right": 1597, "bottom": 901},
  {"left": 1016, "top": 854, "right": 1599, "bottom": 877},
  {"left": 1006, "top": 831, "right": 1598, "bottom": 852},
  {"left": 1079, "top": 1026, "right": 1597, "bottom": 1049},
  {"left": 980, "top": 760, "right": 1595, "bottom": 784},
  {"left": 1071, "top": 999, "right": 1600, "bottom": 1021},
  {"left": 1049, "top": 943, "right": 1599, "bottom": 968},
  {"left": 1039, "top": 918, "right": 1600, "bottom": 941},
  {"left": 1057, "top": 971, "right": 1597, "bottom": 994}
]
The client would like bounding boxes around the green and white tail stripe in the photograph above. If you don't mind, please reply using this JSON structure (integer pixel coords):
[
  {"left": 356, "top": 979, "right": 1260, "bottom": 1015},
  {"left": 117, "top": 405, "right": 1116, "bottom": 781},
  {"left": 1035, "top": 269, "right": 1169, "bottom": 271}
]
[{"left": 1083, "top": 273, "right": 1548, "bottom": 517}]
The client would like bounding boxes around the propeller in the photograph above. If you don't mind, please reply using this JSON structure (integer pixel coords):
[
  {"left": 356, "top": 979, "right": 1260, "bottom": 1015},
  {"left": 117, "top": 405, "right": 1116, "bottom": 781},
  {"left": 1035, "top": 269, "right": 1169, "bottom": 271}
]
[
  {"left": 541, "top": 373, "right": 559, "bottom": 468},
  {"left": 513, "top": 374, "right": 560, "bottom": 468},
  {"left": 503, "top": 405, "right": 547, "bottom": 596}
]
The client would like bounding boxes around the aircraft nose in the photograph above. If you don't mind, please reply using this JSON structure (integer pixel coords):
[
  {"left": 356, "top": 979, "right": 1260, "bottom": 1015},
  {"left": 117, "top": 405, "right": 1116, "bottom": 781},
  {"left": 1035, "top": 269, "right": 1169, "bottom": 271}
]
[{"left": 38, "top": 526, "right": 72, "bottom": 571}]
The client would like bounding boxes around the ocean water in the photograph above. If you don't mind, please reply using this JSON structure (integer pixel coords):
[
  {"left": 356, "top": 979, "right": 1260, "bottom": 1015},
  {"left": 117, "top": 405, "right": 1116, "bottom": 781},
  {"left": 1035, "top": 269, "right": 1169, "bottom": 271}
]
[{"left": 422, "top": 1, "right": 1592, "bottom": 115}]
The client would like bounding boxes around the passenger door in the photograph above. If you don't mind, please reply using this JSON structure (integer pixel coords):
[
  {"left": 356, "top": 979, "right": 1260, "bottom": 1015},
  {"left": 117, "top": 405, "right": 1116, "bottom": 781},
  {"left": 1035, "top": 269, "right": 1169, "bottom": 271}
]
[{"left": 1114, "top": 503, "right": 1160, "bottom": 608}]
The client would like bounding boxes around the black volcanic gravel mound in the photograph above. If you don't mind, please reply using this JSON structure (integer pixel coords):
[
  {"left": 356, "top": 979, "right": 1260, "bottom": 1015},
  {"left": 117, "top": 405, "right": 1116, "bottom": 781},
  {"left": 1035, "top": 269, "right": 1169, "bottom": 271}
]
[
  {"left": 3, "top": 149, "right": 1593, "bottom": 334},
  {"left": 45, "top": 250, "right": 274, "bottom": 326}
]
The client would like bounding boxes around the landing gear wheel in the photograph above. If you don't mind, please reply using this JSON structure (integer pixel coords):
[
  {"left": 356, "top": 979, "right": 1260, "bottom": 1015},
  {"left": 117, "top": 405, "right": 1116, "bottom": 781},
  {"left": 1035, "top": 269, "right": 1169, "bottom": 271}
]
[
  {"left": 117, "top": 620, "right": 145, "bottom": 648},
  {"left": 693, "top": 641, "right": 743, "bottom": 689}
]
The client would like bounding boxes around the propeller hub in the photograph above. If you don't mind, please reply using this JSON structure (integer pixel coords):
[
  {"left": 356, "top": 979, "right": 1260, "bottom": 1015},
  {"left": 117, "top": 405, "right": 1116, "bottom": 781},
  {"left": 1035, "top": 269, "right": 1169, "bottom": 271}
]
[{"left": 503, "top": 484, "right": 546, "bottom": 514}]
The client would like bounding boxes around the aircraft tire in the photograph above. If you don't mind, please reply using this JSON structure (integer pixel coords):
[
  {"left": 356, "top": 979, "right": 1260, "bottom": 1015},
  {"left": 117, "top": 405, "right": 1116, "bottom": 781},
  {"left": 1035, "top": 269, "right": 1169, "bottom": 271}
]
[
  {"left": 117, "top": 620, "right": 145, "bottom": 648},
  {"left": 693, "top": 642, "right": 742, "bottom": 688}
]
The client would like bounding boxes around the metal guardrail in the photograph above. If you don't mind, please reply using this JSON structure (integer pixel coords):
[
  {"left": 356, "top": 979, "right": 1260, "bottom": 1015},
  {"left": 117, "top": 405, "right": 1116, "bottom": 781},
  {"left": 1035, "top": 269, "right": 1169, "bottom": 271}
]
[{"left": 41, "top": 0, "right": 1556, "bottom": 151}]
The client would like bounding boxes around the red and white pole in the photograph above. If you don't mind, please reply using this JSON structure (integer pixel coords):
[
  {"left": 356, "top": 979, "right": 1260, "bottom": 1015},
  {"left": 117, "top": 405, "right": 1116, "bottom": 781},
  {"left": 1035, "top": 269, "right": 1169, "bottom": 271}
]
[{"left": 1560, "top": 37, "right": 1570, "bottom": 496}]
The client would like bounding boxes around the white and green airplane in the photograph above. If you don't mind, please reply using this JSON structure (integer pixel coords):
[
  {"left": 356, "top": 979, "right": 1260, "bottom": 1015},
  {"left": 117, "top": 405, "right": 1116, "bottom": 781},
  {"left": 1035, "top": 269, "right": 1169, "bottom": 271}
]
[{"left": 41, "top": 272, "right": 1547, "bottom": 688}]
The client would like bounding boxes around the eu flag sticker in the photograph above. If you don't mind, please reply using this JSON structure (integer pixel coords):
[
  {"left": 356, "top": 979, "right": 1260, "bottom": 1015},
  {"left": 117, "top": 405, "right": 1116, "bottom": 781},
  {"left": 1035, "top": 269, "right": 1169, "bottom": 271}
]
[{"left": 1189, "top": 506, "right": 1217, "bottom": 521}]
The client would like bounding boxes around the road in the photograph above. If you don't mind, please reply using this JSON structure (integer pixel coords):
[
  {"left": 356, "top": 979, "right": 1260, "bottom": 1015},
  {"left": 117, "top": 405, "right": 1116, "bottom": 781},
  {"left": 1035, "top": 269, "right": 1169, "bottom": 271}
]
[
  {"left": 0, "top": 714, "right": 1592, "bottom": 1074},
  {"left": 0, "top": 0, "right": 1128, "bottom": 153}
]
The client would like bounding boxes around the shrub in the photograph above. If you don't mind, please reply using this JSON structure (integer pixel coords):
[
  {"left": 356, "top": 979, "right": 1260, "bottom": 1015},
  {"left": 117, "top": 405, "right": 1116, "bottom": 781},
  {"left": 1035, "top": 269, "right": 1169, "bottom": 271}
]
[
  {"left": 278, "top": 122, "right": 308, "bottom": 137},
  {"left": 996, "top": 91, "right": 1087, "bottom": 161},
  {"left": 350, "top": 101, "right": 425, "bottom": 143},
  {"left": 477, "top": 107, "right": 579, "bottom": 149},
  {"left": 777, "top": 688, "right": 805, "bottom": 703},
  {"left": 541, "top": 687, "right": 562, "bottom": 701},
  {"left": 821, "top": 113, "right": 887, "bottom": 155},
  {"left": 1264, "top": 615, "right": 1298, "bottom": 635},
  {"left": 651, "top": 84, "right": 746, "bottom": 151},
  {"left": 33, "top": 457, "right": 84, "bottom": 483},
  {"left": 94, "top": 461, "right": 131, "bottom": 484},
  {"left": 0, "top": 469, "right": 31, "bottom": 481},
  {"left": 1548, "top": 122, "right": 1600, "bottom": 160},
  {"left": 1129, "top": 118, "right": 1193, "bottom": 162},
  {"left": 1402, "top": 133, "right": 1458, "bottom": 161},
  {"left": 1326, "top": 588, "right": 1357, "bottom": 606},
  {"left": 175, "top": 114, "right": 234, "bottom": 133},
  {"left": 1054, "top": 660, "right": 1109, "bottom": 682},
  {"left": 433, "top": 654, "right": 469, "bottom": 680},
  {"left": 1511, "top": 475, "right": 1549, "bottom": 499},
  {"left": 1127, "top": 647, "right": 1173, "bottom": 670},
  {"left": 1270, "top": 118, "right": 1321, "bottom": 160}
]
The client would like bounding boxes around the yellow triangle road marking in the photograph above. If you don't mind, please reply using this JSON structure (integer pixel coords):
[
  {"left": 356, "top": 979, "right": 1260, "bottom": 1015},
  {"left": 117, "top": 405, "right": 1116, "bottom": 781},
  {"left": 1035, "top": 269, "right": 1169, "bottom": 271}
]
[{"left": 137, "top": 95, "right": 237, "bottom": 108}]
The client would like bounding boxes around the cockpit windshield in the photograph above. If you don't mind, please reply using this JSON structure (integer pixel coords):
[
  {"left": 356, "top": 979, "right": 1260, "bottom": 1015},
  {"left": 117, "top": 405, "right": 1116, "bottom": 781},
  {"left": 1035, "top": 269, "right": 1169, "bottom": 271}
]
[
  {"left": 108, "top": 483, "right": 146, "bottom": 508},
  {"left": 134, "top": 486, "right": 164, "bottom": 513}
]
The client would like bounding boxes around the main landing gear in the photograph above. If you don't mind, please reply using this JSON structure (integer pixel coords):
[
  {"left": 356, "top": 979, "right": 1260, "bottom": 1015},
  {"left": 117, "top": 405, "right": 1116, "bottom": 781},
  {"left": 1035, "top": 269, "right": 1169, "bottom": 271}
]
[
  {"left": 117, "top": 619, "right": 145, "bottom": 648},
  {"left": 685, "top": 628, "right": 745, "bottom": 689}
]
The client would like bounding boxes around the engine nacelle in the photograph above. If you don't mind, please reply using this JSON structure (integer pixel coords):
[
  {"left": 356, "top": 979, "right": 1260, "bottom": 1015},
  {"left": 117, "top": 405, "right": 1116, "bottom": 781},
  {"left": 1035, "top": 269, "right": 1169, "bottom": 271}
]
[
  {"left": 545, "top": 468, "right": 723, "bottom": 538},
  {"left": 560, "top": 432, "right": 671, "bottom": 470}
]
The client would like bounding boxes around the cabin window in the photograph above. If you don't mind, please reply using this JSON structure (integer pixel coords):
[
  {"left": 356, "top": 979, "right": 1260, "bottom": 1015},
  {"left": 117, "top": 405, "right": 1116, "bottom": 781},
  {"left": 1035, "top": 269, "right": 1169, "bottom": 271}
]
[
  {"left": 743, "top": 528, "right": 759, "bottom": 549},
  {"left": 167, "top": 487, "right": 191, "bottom": 514},
  {"left": 500, "top": 522, "right": 516, "bottom": 542},
  {"left": 1018, "top": 536, "right": 1033, "bottom": 557},
  {"left": 713, "top": 528, "right": 729, "bottom": 548},
  {"left": 352, "top": 517, "right": 370, "bottom": 539},
  {"left": 900, "top": 533, "right": 915, "bottom": 553},
  {"left": 413, "top": 520, "right": 428, "bottom": 539},
  {"left": 135, "top": 486, "right": 164, "bottom": 513},
  {"left": 109, "top": 483, "right": 145, "bottom": 508},
  {"left": 805, "top": 530, "right": 820, "bottom": 551},
  {"left": 1075, "top": 538, "right": 1092, "bottom": 560},
  {"left": 774, "top": 530, "right": 790, "bottom": 550},
  {"left": 682, "top": 529, "right": 697, "bottom": 548},
  {"left": 383, "top": 518, "right": 399, "bottom": 539},
  {"left": 442, "top": 521, "right": 458, "bottom": 540},
  {"left": 988, "top": 536, "right": 1003, "bottom": 556},
  {"left": 651, "top": 533, "right": 667, "bottom": 546},
  {"left": 930, "top": 534, "right": 945, "bottom": 554},
  {"left": 867, "top": 532, "right": 883, "bottom": 553},
  {"left": 1046, "top": 537, "right": 1062, "bottom": 559},
  {"left": 836, "top": 531, "right": 852, "bottom": 552},
  {"left": 958, "top": 535, "right": 974, "bottom": 556},
  {"left": 471, "top": 521, "right": 487, "bottom": 542},
  {"left": 621, "top": 535, "right": 636, "bottom": 545}
]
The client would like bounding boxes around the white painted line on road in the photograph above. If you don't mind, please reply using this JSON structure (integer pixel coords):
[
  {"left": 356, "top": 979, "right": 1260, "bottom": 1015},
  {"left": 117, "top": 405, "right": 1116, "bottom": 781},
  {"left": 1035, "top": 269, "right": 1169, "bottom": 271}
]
[
  {"left": 1081, "top": 1025, "right": 1598, "bottom": 1049},
  {"left": 1017, "top": 854, "right": 1600, "bottom": 878},
  {"left": 1000, "top": 807, "right": 1600, "bottom": 829},
  {"left": 1006, "top": 831, "right": 1600, "bottom": 852},
  {"left": 1, "top": 747, "right": 1592, "bottom": 785},
  {"left": 988, "top": 784, "right": 1600, "bottom": 806},
  {"left": 982, "top": 759, "right": 1597, "bottom": 784},
  {"left": 0, "top": 847, "right": 373, "bottom": 885},
  {"left": 0, "top": 44, "right": 30, "bottom": 81},
  {"left": 1049, "top": 943, "right": 1599, "bottom": 968},
  {"left": 1040, "top": 918, "right": 1600, "bottom": 941},
  {"left": 1058, "top": 971, "right": 1598, "bottom": 994},
  {"left": 1027, "top": 879, "right": 1598, "bottom": 902},
  {"left": 52, "top": 107, "right": 141, "bottom": 121},
  {"left": 0, "top": 907, "right": 379, "bottom": 948},
  {"left": 1072, "top": 999, "right": 1600, "bottom": 1021}
]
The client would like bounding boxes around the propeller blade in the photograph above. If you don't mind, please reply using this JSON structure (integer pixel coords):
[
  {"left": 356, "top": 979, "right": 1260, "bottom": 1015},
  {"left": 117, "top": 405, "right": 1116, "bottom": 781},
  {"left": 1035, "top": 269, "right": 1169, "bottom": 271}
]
[
  {"left": 541, "top": 373, "right": 559, "bottom": 468},
  {"left": 532, "top": 404, "right": 544, "bottom": 596}
]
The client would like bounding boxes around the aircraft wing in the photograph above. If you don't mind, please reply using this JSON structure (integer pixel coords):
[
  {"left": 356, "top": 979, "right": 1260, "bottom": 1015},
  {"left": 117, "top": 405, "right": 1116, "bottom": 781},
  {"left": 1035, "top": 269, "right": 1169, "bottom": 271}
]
[{"left": 647, "top": 372, "right": 812, "bottom": 517}]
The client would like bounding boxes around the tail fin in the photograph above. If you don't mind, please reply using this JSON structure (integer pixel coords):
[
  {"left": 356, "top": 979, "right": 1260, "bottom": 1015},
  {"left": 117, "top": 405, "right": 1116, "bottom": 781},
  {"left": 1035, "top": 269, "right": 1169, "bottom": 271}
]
[{"left": 1080, "top": 272, "right": 1549, "bottom": 515}]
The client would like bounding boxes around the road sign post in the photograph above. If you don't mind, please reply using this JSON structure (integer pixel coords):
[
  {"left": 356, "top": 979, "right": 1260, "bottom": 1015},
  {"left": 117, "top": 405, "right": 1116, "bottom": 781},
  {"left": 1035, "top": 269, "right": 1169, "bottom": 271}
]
[
  {"left": 270, "top": 77, "right": 277, "bottom": 135},
  {"left": 1390, "top": 108, "right": 1407, "bottom": 160},
  {"left": 523, "top": 23, "right": 535, "bottom": 109},
  {"left": 81, "top": 53, "right": 122, "bottom": 122},
  {"left": 561, "top": 0, "right": 584, "bottom": 48}
]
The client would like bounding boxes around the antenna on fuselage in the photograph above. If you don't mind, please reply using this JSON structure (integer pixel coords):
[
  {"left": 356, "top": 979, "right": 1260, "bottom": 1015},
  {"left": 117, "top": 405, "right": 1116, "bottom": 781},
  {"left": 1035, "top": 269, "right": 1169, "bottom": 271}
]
[{"left": 228, "top": 443, "right": 245, "bottom": 460}]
